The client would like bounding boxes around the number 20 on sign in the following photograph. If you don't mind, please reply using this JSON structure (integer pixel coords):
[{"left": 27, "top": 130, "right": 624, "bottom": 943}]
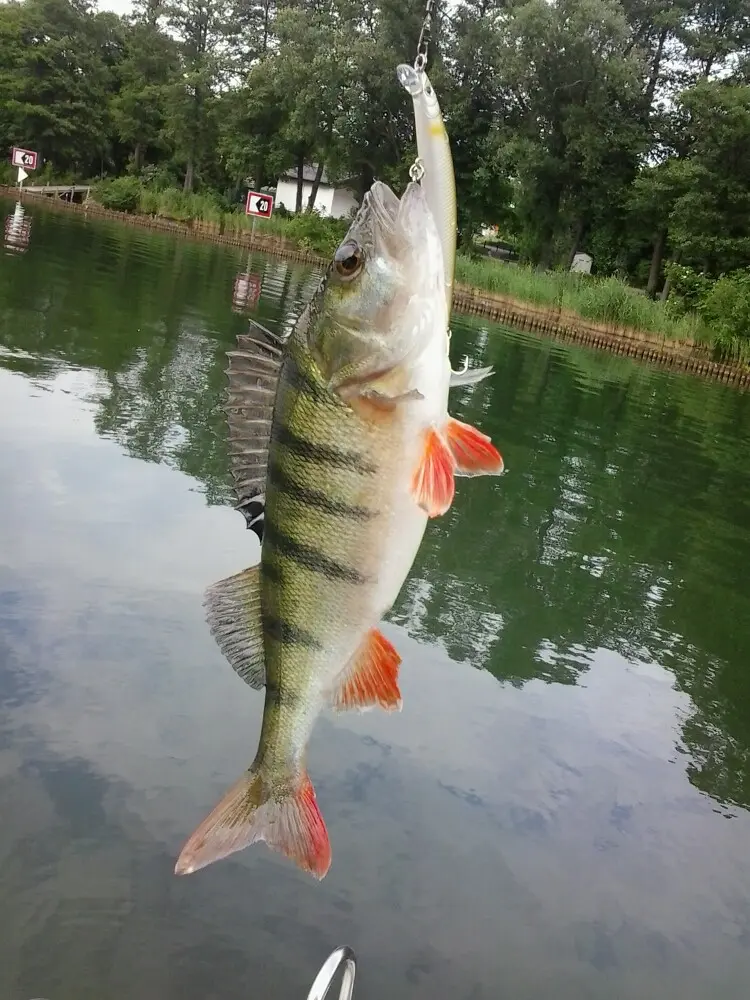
[
  {"left": 11, "top": 147, "right": 38, "bottom": 170},
  {"left": 245, "top": 191, "right": 274, "bottom": 218}
]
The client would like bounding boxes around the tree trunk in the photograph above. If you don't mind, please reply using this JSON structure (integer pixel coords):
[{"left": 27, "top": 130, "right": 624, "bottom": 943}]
[
  {"left": 647, "top": 227, "right": 667, "bottom": 297},
  {"left": 305, "top": 160, "right": 326, "bottom": 214},
  {"left": 357, "top": 163, "right": 375, "bottom": 203},
  {"left": 133, "top": 142, "right": 143, "bottom": 174},
  {"left": 659, "top": 249, "right": 681, "bottom": 301},
  {"left": 295, "top": 152, "right": 305, "bottom": 214},
  {"left": 645, "top": 27, "right": 668, "bottom": 111},
  {"left": 253, "top": 157, "right": 265, "bottom": 191},
  {"left": 183, "top": 155, "right": 194, "bottom": 192},
  {"left": 262, "top": 0, "right": 271, "bottom": 53},
  {"left": 536, "top": 234, "right": 555, "bottom": 272},
  {"left": 566, "top": 218, "right": 587, "bottom": 270}
]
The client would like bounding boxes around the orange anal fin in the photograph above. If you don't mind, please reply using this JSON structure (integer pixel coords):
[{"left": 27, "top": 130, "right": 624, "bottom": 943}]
[
  {"left": 174, "top": 769, "right": 331, "bottom": 880},
  {"left": 331, "top": 627, "right": 402, "bottom": 713},
  {"left": 410, "top": 426, "right": 456, "bottom": 517},
  {"left": 445, "top": 417, "right": 504, "bottom": 476}
]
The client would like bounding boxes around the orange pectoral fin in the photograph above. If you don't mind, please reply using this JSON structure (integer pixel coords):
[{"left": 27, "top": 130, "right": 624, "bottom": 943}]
[
  {"left": 410, "top": 426, "right": 456, "bottom": 517},
  {"left": 445, "top": 417, "right": 504, "bottom": 476},
  {"left": 331, "top": 627, "right": 402, "bottom": 713}
]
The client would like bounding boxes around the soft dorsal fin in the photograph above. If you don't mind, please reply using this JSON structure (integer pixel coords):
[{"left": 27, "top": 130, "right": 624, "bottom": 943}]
[
  {"left": 225, "top": 319, "right": 287, "bottom": 540},
  {"left": 203, "top": 565, "right": 265, "bottom": 688}
]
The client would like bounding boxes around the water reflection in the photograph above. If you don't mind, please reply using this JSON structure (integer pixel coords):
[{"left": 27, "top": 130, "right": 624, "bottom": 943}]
[
  {"left": 231, "top": 270, "right": 262, "bottom": 312},
  {"left": 3, "top": 201, "right": 32, "bottom": 254},
  {"left": 2, "top": 205, "right": 750, "bottom": 814},
  {"left": 2, "top": 198, "right": 750, "bottom": 1000}
]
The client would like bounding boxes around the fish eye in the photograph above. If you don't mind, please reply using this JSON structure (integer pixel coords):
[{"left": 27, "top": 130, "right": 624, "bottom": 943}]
[{"left": 334, "top": 241, "right": 365, "bottom": 280}]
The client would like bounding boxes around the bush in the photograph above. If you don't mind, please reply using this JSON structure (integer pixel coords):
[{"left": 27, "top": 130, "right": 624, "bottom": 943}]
[
  {"left": 699, "top": 270, "right": 750, "bottom": 363},
  {"left": 94, "top": 176, "right": 142, "bottom": 212},
  {"left": 662, "top": 263, "right": 750, "bottom": 362},
  {"left": 283, "top": 211, "right": 348, "bottom": 256},
  {"left": 664, "top": 263, "right": 714, "bottom": 317}
]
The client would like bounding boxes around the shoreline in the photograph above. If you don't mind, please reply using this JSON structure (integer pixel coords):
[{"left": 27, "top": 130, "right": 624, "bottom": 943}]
[{"left": 4, "top": 186, "right": 748, "bottom": 390}]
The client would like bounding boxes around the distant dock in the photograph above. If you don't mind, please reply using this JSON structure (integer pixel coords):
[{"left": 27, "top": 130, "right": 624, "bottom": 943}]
[{"left": 22, "top": 184, "right": 91, "bottom": 203}]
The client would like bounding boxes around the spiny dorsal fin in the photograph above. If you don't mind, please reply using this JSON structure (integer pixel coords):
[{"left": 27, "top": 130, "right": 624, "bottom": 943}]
[
  {"left": 203, "top": 565, "right": 265, "bottom": 688},
  {"left": 225, "top": 319, "right": 287, "bottom": 539}
]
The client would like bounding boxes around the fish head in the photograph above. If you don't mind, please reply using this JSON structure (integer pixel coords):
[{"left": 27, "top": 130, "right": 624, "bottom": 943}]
[{"left": 311, "top": 180, "right": 446, "bottom": 387}]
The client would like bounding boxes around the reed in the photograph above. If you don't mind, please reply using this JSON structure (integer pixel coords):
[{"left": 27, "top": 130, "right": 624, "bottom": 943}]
[{"left": 454, "top": 257, "right": 712, "bottom": 344}]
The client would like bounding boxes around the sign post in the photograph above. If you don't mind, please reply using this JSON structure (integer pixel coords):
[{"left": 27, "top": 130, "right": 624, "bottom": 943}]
[{"left": 10, "top": 147, "right": 38, "bottom": 192}]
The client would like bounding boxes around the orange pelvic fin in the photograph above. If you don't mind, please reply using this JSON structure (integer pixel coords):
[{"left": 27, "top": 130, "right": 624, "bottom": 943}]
[
  {"left": 410, "top": 425, "right": 456, "bottom": 517},
  {"left": 444, "top": 417, "right": 504, "bottom": 476},
  {"left": 331, "top": 627, "right": 402, "bottom": 713},
  {"left": 174, "top": 768, "right": 330, "bottom": 880}
]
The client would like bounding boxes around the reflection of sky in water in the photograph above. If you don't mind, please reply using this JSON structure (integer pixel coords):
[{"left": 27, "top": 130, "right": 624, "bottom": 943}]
[
  {"left": 2, "top": 205, "right": 750, "bottom": 1000},
  {"left": 1, "top": 361, "right": 748, "bottom": 1000}
]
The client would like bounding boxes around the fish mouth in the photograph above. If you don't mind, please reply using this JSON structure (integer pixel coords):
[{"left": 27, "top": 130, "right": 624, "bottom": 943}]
[{"left": 362, "top": 180, "right": 400, "bottom": 231}]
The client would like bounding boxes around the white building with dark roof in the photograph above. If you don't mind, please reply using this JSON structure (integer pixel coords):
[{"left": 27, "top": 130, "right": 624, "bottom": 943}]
[{"left": 274, "top": 164, "right": 359, "bottom": 219}]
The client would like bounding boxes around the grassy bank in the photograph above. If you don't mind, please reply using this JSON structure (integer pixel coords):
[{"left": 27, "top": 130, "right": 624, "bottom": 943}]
[
  {"left": 97, "top": 178, "right": 349, "bottom": 256},
  {"left": 454, "top": 257, "right": 711, "bottom": 346},
  {"left": 92, "top": 178, "right": 741, "bottom": 360},
  {"left": 6, "top": 180, "right": 748, "bottom": 380}
]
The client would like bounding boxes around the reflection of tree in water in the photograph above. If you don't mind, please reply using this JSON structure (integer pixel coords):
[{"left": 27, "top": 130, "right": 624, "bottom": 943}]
[
  {"left": 0, "top": 207, "right": 320, "bottom": 506},
  {"left": 391, "top": 319, "right": 750, "bottom": 811},
  {"left": 2, "top": 208, "right": 750, "bottom": 813}
]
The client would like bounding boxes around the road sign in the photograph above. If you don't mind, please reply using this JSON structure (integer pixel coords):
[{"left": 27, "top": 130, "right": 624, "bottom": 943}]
[
  {"left": 17, "top": 166, "right": 28, "bottom": 183},
  {"left": 11, "top": 147, "right": 38, "bottom": 170},
  {"left": 245, "top": 191, "right": 274, "bottom": 218}
]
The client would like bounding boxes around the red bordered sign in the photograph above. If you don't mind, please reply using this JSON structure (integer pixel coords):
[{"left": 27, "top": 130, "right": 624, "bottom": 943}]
[
  {"left": 11, "top": 147, "right": 38, "bottom": 170},
  {"left": 245, "top": 191, "right": 274, "bottom": 218}
]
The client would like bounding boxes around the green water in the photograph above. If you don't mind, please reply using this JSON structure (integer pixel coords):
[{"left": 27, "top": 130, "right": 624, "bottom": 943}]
[{"left": 1, "top": 197, "right": 750, "bottom": 1000}]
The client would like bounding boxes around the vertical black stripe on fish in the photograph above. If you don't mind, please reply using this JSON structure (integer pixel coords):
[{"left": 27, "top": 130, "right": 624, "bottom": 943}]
[
  {"left": 263, "top": 673, "right": 303, "bottom": 710},
  {"left": 261, "top": 556, "right": 284, "bottom": 586},
  {"left": 283, "top": 352, "right": 327, "bottom": 404},
  {"left": 271, "top": 423, "right": 378, "bottom": 475},
  {"left": 264, "top": 614, "right": 323, "bottom": 650},
  {"left": 266, "top": 457, "right": 376, "bottom": 523},
  {"left": 263, "top": 518, "right": 368, "bottom": 585}
]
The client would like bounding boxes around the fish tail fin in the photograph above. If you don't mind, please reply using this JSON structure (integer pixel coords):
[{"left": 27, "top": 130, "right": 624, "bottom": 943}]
[
  {"left": 174, "top": 767, "right": 331, "bottom": 879},
  {"left": 445, "top": 417, "right": 504, "bottom": 476}
]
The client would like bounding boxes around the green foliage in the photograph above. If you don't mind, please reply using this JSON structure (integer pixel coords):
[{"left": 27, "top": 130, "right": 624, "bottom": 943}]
[
  {"left": 455, "top": 257, "right": 709, "bottom": 341},
  {"left": 135, "top": 186, "right": 224, "bottom": 223},
  {"left": 664, "top": 263, "right": 714, "bottom": 316},
  {"left": 3, "top": 0, "right": 750, "bottom": 361},
  {"left": 281, "top": 212, "right": 348, "bottom": 256},
  {"left": 94, "top": 175, "right": 142, "bottom": 212},
  {"left": 701, "top": 271, "right": 750, "bottom": 362},
  {"left": 666, "top": 264, "right": 750, "bottom": 362}
]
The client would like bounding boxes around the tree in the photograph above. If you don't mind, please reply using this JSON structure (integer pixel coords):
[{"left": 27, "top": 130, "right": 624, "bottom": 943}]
[
  {"left": 491, "top": 0, "right": 649, "bottom": 268},
  {"left": 0, "top": 0, "right": 123, "bottom": 175},
  {"left": 110, "top": 5, "right": 181, "bottom": 174}
]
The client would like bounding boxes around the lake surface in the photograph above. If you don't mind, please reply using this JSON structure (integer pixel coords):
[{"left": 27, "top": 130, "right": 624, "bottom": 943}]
[{"left": 1, "top": 196, "right": 750, "bottom": 1000}]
